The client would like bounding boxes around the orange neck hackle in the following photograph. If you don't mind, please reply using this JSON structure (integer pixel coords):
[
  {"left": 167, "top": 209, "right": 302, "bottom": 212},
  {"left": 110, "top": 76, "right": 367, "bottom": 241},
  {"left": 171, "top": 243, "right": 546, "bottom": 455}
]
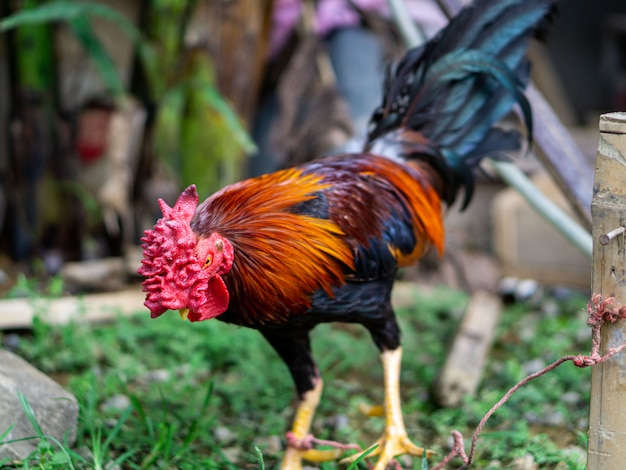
[{"left": 191, "top": 167, "right": 356, "bottom": 324}]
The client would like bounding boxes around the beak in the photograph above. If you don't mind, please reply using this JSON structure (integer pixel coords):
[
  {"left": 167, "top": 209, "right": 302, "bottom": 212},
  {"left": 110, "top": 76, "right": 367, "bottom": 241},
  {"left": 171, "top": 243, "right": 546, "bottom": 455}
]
[{"left": 179, "top": 308, "right": 189, "bottom": 321}]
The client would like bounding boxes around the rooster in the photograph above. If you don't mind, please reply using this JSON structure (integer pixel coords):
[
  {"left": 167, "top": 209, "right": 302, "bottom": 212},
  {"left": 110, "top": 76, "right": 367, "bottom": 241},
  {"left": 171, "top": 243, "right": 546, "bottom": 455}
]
[{"left": 138, "top": 0, "right": 556, "bottom": 468}]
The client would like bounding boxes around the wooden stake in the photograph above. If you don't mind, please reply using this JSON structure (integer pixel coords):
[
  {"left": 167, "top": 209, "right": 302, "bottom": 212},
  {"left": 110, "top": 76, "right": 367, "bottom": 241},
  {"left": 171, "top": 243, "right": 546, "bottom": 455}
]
[
  {"left": 587, "top": 112, "right": 626, "bottom": 470},
  {"left": 434, "top": 291, "right": 502, "bottom": 407}
]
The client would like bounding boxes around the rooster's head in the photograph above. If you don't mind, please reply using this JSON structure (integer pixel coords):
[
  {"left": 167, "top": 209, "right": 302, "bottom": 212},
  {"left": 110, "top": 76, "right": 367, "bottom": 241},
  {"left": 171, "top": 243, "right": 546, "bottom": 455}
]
[{"left": 138, "top": 185, "right": 234, "bottom": 322}]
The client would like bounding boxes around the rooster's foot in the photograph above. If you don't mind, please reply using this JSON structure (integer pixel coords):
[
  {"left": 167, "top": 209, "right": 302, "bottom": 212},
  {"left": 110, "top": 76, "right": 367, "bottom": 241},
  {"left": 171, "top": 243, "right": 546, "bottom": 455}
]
[
  {"left": 341, "top": 433, "right": 434, "bottom": 469},
  {"left": 340, "top": 348, "right": 434, "bottom": 469}
]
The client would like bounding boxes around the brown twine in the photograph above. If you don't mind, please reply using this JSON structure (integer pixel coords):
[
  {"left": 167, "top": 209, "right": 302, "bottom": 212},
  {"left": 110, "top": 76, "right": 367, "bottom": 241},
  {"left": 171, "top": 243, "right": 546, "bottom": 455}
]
[
  {"left": 431, "top": 293, "right": 626, "bottom": 470},
  {"left": 285, "top": 431, "right": 362, "bottom": 452}
]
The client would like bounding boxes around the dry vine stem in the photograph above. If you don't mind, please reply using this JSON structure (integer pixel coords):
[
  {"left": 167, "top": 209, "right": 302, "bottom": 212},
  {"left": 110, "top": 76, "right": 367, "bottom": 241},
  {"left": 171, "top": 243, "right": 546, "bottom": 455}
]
[{"left": 430, "top": 294, "right": 626, "bottom": 470}]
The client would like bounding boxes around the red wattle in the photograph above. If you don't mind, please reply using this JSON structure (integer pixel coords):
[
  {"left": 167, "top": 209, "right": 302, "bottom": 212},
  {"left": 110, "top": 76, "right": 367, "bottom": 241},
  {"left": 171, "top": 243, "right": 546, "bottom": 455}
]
[{"left": 188, "top": 275, "right": 230, "bottom": 322}]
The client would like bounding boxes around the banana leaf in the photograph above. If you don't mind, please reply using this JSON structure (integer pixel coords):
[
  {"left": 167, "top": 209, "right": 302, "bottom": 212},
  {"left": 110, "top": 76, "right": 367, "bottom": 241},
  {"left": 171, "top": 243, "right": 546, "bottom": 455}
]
[
  {"left": 1, "top": 0, "right": 146, "bottom": 96},
  {"left": 142, "top": 0, "right": 190, "bottom": 100},
  {"left": 198, "top": 82, "right": 257, "bottom": 156},
  {"left": 1, "top": 1, "right": 141, "bottom": 41},
  {"left": 153, "top": 84, "right": 185, "bottom": 177},
  {"left": 153, "top": 52, "right": 254, "bottom": 198},
  {"left": 68, "top": 14, "right": 124, "bottom": 96},
  {"left": 10, "top": 0, "right": 55, "bottom": 92}
]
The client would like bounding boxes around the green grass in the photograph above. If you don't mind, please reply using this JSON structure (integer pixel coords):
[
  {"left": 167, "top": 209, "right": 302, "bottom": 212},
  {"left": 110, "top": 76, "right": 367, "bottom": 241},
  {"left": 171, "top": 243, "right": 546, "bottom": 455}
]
[{"left": 0, "top": 285, "right": 590, "bottom": 469}]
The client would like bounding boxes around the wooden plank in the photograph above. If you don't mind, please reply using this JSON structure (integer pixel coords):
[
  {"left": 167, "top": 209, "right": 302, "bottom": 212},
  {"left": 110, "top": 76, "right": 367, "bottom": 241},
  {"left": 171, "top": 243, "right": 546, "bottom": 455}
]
[
  {"left": 587, "top": 112, "right": 626, "bottom": 470},
  {"left": 0, "top": 281, "right": 423, "bottom": 329},
  {"left": 0, "top": 288, "right": 146, "bottom": 329},
  {"left": 435, "top": 0, "right": 593, "bottom": 228},
  {"left": 433, "top": 291, "right": 502, "bottom": 407}
]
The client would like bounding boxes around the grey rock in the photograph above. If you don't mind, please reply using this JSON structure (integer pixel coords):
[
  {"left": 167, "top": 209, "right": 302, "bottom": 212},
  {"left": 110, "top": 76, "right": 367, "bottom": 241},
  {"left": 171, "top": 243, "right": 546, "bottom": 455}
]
[
  {"left": 221, "top": 446, "right": 243, "bottom": 463},
  {"left": 561, "top": 391, "right": 582, "bottom": 405},
  {"left": 498, "top": 276, "right": 519, "bottom": 298},
  {"left": 522, "top": 358, "right": 546, "bottom": 376},
  {"left": 512, "top": 454, "right": 538, "bottom": 470},
  {"left": 2, "top": 334, "right": 21, "bottom": 351},
  {"left": 137, "top": 369, "right": 171, "bottom": 384},
  {"left": 561, "top": 445, "right": 586, "bottom": 466},
  {"left": 253, "top": 435, "right": 283, "bottom": 454},
  {"left": 542, "top": 410, "right": 566, "bottom": 426},
  {"left": 100, "top": 394, "right": 131, "bottom": 412},
  {"left": 515, "top": 278, "right": 541, "bottom": 302},
  {"left": 333, "top": 413, "right": 350, "bottom": 432},
  {"left": 0, "top": 350, "right": 78, "bottom": 461},
  {"left": 486, "top": 460, "right": 503, "bottom": 469},
  {"left": 540, "top": 299, "right": 560, "bottom": 317},
  {"left": 214, "top": 425, "right": 236, "bottom": 444},
  {"left": 523, "top": 409, "right": 565, "bottom": 426},
  {"left": 397, "top": 454, "right": 414, "bottom": 468}
]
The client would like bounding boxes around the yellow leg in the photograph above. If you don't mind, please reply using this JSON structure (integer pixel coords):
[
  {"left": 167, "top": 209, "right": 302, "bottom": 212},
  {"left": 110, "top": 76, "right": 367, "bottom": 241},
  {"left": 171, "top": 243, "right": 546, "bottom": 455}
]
[
  {"left": 280, "top": 378, "right": 343, "bottom": 470},
  {"left": 343, "top": 347, "right": 434, "bottom": 470}
]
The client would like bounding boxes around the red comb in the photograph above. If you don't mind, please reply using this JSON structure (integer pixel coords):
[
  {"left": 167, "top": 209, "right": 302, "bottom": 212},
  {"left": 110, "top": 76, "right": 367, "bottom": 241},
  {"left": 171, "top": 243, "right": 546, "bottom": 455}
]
[
  {"left": 139, "top": 185, "right": 231, "bottom": 321},
  {"left": 138, "top": 185, "right": 204, "bottom": 317},
  {"left": 157, "top": 184, "right": 198, "bottom": 222}
]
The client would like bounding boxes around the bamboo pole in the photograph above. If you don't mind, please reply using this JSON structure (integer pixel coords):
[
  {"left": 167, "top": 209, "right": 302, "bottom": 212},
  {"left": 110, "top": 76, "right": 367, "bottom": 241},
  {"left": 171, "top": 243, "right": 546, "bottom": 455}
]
[{"left": 587, "top": 112, "right": 626, "bottom": 469}]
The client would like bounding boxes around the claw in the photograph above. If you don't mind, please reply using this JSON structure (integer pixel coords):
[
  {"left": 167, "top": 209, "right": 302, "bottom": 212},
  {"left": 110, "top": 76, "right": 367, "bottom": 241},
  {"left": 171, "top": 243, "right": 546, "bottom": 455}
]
[
  {"left": 359, "top": 403, "right": 384, "bottom": 417},
  {"left": 282, "top": 446, "right": 342, "bottom": 470},
  {"left": 341, "top": 435, "right": 435, "bottom": 469}
]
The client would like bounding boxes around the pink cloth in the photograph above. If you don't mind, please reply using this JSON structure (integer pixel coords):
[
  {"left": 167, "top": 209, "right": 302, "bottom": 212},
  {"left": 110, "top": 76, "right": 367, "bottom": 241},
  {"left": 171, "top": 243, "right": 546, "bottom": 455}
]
[{"left": 269, "top": 0, "right": 447, "bottom": 58}]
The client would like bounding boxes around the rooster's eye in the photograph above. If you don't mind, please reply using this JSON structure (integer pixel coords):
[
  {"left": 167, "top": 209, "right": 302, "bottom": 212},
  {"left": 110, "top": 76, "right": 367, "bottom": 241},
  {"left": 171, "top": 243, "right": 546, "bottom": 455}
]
[{"left": 203, "top": 255, "right": 212, "bottom": 267}]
